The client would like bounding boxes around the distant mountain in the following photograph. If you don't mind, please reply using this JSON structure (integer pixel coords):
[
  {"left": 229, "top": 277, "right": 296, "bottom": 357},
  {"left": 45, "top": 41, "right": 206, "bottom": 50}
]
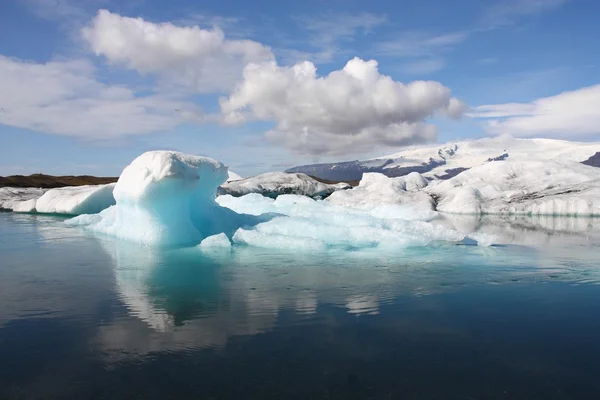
[
  {"left": 0, "top": 174, "right": 118, "bottom": 188},
  {"left": 582, "top": 152, "right": 600, "bottom": 167},
  {"left": 286, "top": 137, "right": 600, "bottom": 181}
]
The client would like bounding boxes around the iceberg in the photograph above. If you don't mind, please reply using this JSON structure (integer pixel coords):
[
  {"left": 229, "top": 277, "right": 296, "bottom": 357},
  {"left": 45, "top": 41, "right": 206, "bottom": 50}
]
[
  {"left": 327, "top": 172, "right": 434, "bottom": 213},
  {"left": 0, "top": 187, "right": 46, "bottom": 212},
  {"left": 427, "top": 159, "right": 600, "bottom": 216},
  {"left": 35, "top": 184, "right": 116, "bottom": 215},
  {"left": 0, "top": 185, "right": 115, "bottom": 215},
  {"left": 68, "top": 151, "right": 268, "bottom": 246},
  {"left": 65, "top": 150, "right": 473, "bottom": 249},
  {"left": 218, "top": 194, "right": 465, "bottom": 250},
  {"left": 219, "top": 172, "right": 350, "bottom": 199}
]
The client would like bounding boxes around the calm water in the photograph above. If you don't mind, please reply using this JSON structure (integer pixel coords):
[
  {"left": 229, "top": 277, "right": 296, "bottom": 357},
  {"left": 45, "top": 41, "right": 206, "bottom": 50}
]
[{"left": 2, "top": 212, "right": 600, "bottom": 399}]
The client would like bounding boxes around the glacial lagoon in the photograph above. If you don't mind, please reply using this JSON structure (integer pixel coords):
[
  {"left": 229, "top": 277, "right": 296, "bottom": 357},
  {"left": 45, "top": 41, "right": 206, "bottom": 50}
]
[{"left": 2, "top": 212, "right": 600, "bottom": 399}]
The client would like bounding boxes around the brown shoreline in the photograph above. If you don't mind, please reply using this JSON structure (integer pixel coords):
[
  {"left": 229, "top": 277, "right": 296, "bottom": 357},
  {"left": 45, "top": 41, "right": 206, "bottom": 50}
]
[{"left": 0, "top": 174, "right": 118, "bottom": 189}]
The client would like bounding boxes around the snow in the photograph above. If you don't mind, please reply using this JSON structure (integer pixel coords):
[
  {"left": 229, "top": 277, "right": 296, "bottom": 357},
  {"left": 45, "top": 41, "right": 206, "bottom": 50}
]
[
  {"left": 199, "top": 233, "right": 232, "bottom": 248},
  {"left": 427, "top": 159, "right": 600, "bottom": 216},
  {"left": 35, "top": 184, "right": 116, "bottom": 215},
  {"left": 374, "top": 136, "right": 600, "bottom": 178},
  {"left": 219, "top": 172, "right": 350, "bottom": 198}
]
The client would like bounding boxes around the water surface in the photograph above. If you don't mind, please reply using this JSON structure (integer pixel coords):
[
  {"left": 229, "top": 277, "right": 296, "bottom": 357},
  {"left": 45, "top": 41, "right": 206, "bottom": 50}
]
[{"left": 2, "top": 212, "right": 600, "bottom": 399}]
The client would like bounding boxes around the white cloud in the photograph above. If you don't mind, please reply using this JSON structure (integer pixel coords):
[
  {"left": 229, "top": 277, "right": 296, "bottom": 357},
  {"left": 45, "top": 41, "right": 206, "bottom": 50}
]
[
  {"left": 298, "top": 12, "right": 387, "bottom": 46},
  {"left": 471, "top": 84, "right": 600, "bottom": 138},
  {"left": 220, "top": 57, "right": 466, "bottom": 156},
  {"left": 0, "top": 56, "right": 200, "bottom": 138},
  {"left": 375, "top": 0, "right": 568, "bottom": 73},
  {"left": 480, "top": 0, "right": 569, "bottom": 27},
  {"left": 82, "top": 10, "right": 274, "bottom": 93},
  {"left": 275, "top": 12, "right": 387, "bottom": 64},
  {"left": 24, "top": 0, "right": 94, "bottom": 21},
  {"left": 401, "top": 58, "right": 446, "bottom": 75},
  {"left": 376, "top": 32, "right": 469, "bottom": 58}
]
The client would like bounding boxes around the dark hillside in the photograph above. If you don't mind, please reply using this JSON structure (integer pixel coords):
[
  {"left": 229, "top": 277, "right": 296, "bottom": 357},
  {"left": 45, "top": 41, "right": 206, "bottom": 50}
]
[{"left": 0, "top": 174, "right": 118, "bottom": 188}]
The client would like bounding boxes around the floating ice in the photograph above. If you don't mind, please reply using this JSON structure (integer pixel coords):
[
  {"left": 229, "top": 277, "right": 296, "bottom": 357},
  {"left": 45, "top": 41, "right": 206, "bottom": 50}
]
[
  {"left": 327, "top": 172, "right": 434, "bottom": 212},
  {"left": 65, "top": 150, "right": 490, "bottom": 249},
  {"left": 0, "top": 187, "right": 46, "bottom": 211},
  {"left": 199, "top": 233, "right": 232, "bottom": 249},
  {"left": 466, "top": 232, "right": 497, "bottom": 247},
  {"left": 35, "top": 184, "right": 116, "bottom": 215},
  {"left": 0, "top": 185, "right": 115, "bottom": 215},
  {"left": 68, "top": 151, "right": 268, "bottom": 246},
  {"left": 219, "top": 194, "right": 465, "bottom": 250}
]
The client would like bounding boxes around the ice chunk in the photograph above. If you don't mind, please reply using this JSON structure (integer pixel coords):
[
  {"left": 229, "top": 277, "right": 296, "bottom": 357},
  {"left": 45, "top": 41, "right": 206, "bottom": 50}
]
[
  {"left": 467, "top": 232, "right": 497, "bottom": 247},
  {"left": 219, "top": 172, "right": 350, "bottom": 199},
  {"left": 68, "top": 151, "right": 267, "bottom": 246},
  {"left": 227, "top": 170, "right": 243, "bottom": 182},
  {"left": 0, "top": 187, "right": 46, "bottom": 211},
  {"left": 11, "top": 199, "right": 38, "bottom": 212},
  {"left": 35, "top": 184, "right": 116, "bottom": 215},
  {"left": 220, "top": 193, "right": 464, "bottom": 251},
  {"left": 233, "top": 228, "right": 328, "bottom": 251},
  {"left": 0, "top": 184, "right": 115, "bottom": 215},
  {"left": 199, "top": 233, "right": 232, "bottom": 248},
  {"left": 428, "top": 160, "right": 600, "bottom": 216},
  {"left": 327, "top": 172, "right": 435, "bottom": 212}
]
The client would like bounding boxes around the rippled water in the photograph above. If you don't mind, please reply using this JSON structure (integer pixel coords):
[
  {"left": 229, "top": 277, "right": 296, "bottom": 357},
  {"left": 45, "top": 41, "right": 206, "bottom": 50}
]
[{"left": 2, "top": 212, "right": 600, "bottom": 399}]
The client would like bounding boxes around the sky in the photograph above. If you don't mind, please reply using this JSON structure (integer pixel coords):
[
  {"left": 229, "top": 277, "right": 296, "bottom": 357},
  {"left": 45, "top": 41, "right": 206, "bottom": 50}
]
[{"left": 0, "top": 0, "right": 599, "bottom": 177}]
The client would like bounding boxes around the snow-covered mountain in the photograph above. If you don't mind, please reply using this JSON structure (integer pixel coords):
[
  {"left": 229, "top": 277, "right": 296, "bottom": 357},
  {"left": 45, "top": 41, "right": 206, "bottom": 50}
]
[{"left": 286, "top": 137, "right": 600, "bottom": 181}]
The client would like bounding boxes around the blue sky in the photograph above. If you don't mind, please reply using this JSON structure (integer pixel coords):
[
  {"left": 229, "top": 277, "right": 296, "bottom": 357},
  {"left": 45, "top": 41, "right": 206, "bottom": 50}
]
[{"left": 0, "top": 0, "right": 599, "bottom": 177}]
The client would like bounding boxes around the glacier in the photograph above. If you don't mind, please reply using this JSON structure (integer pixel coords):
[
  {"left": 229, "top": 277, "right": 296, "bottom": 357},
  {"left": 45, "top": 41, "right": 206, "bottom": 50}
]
[
  {"left": 427, "top": 159, "right": 600, "bottom": 216},
  {"left": 287, "top": 136, "right": 600, "bottom": 181}
]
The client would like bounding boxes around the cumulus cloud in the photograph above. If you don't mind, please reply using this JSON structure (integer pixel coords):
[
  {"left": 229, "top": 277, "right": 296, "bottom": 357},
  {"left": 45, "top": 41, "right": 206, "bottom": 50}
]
[
  {"left": 82, "top": 10, "right": 274, "bottom": 93},
  {"left": 0, "top": 56, "right": 200, "bottom": 138},
  {"left": 220, "top": 57, "right": 466, "bottom": 156},
  {"left": 471, "top": 84, "right": 600, "bottom": 139}
]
